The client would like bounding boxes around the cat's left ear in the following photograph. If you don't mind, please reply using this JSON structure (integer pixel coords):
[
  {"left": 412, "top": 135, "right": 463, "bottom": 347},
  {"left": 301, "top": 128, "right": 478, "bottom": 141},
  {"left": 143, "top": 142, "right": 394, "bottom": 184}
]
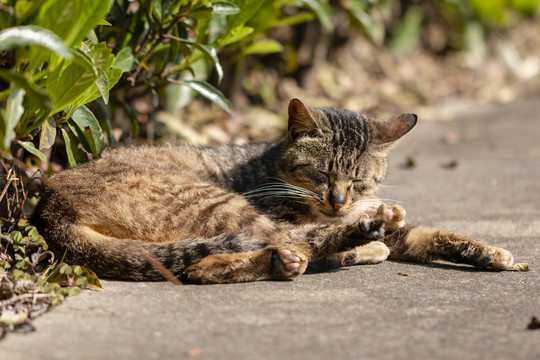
[
  {"left": 371, "top": 114, "right": 417, "bottom": 144},
  {"left": 288, "top": 98, "right": 321, "bottom": 140}
]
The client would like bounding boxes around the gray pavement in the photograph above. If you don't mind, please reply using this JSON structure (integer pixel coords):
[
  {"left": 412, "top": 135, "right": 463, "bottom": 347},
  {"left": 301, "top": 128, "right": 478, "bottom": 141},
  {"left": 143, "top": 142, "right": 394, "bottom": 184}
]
[{"left": 2, "top": 100, "right": 539, "bottom": 360}]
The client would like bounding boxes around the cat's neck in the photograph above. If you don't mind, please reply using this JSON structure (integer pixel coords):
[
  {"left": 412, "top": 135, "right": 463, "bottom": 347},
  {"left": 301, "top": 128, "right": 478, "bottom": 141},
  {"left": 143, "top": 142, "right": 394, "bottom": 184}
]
[{"left": 198, "top": 141, "right": 285, "bottom": 192}]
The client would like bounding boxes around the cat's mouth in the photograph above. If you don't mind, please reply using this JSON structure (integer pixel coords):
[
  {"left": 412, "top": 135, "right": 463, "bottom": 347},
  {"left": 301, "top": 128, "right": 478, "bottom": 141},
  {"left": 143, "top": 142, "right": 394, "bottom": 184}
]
[
  {"left": 317, "top": 208, "right": 349, "bottom": 219},
  {"left": 319, "top": 209, "right": 343, "bottom": 217}
]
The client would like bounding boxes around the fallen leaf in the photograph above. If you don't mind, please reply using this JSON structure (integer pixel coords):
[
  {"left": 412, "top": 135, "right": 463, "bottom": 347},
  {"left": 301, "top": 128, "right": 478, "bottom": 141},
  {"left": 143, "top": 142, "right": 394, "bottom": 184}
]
[
  {"left": 404, "top": 156, "right": 418, "bottom": 168},
  {"left": 0, "top": 311, "right": 28, "bottom": 326},
  {"left": 398, "top": 272, "right": 410, "bottom": 277},
  {"left": 441, "top": 159, "right": 459, "bottom": 169},
  {"left": 186, "top": 347, "right": 203, "bottom": 357},
  {"left": 46, "top": 264, "right": 104, "bottom": 290},
  {"left": 527, "top": 316, "right": 540, "bottom": 330},
  {"left": 443, "top": 131, "right": 461, "bottom": 144},
  {"left": 511, "top": 263, "right": 529, "bottom": 272}
]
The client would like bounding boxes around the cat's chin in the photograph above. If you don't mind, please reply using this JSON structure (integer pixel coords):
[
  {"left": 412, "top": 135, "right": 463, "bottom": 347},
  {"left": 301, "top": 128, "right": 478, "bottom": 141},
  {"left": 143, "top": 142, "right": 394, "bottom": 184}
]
[{"left": 314, "top": 209, "right": 355, "bottom": 224}]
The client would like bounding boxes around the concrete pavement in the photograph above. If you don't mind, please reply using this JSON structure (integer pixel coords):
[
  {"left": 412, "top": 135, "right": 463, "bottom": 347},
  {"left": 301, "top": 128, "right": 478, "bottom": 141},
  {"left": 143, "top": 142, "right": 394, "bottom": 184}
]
[{"left": 1, "top": 100, "right": 539, "bottom": 360}]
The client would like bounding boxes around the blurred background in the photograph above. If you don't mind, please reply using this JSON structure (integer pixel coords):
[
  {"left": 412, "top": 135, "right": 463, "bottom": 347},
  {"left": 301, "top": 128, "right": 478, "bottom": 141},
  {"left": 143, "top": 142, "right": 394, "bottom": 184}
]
[{"left": 1, "top": 0, "right": 540, "bottom": 217}]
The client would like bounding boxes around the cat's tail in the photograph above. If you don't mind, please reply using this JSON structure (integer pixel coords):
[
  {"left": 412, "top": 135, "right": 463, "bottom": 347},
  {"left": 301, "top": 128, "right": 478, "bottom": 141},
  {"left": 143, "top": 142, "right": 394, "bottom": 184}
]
[
  {"left": 381, "top": 225, "right": 514, "bottom": 269},
  {"left": 32, "top": 219, "right": 270, "bottom": 281}
]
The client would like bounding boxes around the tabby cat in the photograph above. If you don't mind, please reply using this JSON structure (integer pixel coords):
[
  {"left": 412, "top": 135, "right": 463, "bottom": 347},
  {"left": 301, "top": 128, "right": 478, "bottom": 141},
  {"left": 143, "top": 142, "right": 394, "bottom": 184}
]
[{"left": 31, "top": 99, "right": 514, "bottom": 284}]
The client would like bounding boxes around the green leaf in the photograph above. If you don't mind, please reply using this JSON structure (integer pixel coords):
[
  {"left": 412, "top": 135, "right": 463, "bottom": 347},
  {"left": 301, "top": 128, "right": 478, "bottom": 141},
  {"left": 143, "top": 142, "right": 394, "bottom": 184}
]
[
  {"left": 511, "top": 0, "right": 540, "bottom": 14},
  {"left": 73, "top": 265, "right": 83, "bottom": 276},
  {"left": 190, "top": 4, "right": 214, "bottom": 19},
  {"left": 219, "top": 26, "right": 253, "bottom": 47},
  {"left": 74, "top": 68, "right": 122, "bottom": 109},
  {"left": 0, "top": 89, "right": 25, "bottom": 151},
  {"left": 389, "top": 6, "right": 423, "bottom": 55},
  {"left": 18, "top": 141, "right": 47, "bottom": 163},
  {"left": 271, "top": 12, "right": 315, "bottom": 28},
  {"left": 61, "top": 128, "right": 88, "bottom": 167},
  {"left": 95, "top": 72, "right": 109, "bottom": 105},
  {"left": 47, "top": 264, "right": 103, "bottom": 290},
  {"left": 152, "top": 0, "right": 163, "bottom": 22},
  {"left": 71, "top": 48, "right": 98, "bottom": 77},
  {"left": 225, "top": 0, "right": 264, "bottom": 29},
  {"left": 78, "top": 266, "right": 103, "bottom": 290},
  {"left": 173, "top": 39, "right": 224, "bottom": 84},
  {"left": 182, "top": 80, "right": 232, "bottom": 114},
  {"left": 347, "top": 5, "right": 385, "bottom": 46},
  {"left": 47, "top": 42, "right": 111, "bottom": 111},
  {"left": 210, "top": 1, "right": 241, "bottom": 15},
  {"left": 300, "top": 0, "right": 333, "bottom": 32},
  {"left": 0, "top": 25, "right": 73, "bottom": 59},
  {"left": 10, "top": 231, "right": 23, "bottom": 243},
  {"left": 47, "top": 62, "right": 98, "bottom": 113},
  {"left": 112, "top": 47, "right": 134, "bottom": 72},
  {"left": 97, "top": 19, "right": 112, "bottom": 26},
  {"left": 39, "top": 117, "right": 57, "bottom": 150},
  {"left": 69, "top": 106, "right": 105, "bottom": 158},
  {"left": 59, "top": 263, "right": 72, "bottom": 275},
  {"left": 0, "top": 70, "right": 53, "bottom": 110},
  {"left": 90, "top": 42, "right": 114, "bottom": 73},
  {"left": 36, "top": 0, "right": 113, "bottom": 48},
  {"left": 25, "top": 226, "right": 40, "bottom": 240},
  {"left": 470, "top": 0, "right": 506, "bottom": 25},
  {"left": 243, "top": 39, "right": 284, "bottom": 55}
]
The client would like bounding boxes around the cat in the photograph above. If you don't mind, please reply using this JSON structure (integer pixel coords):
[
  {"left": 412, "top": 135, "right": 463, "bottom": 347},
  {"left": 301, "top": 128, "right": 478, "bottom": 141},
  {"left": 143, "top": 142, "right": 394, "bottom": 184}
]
[{"left": 30, "top": 99, "right": 514, "bottom": 284}]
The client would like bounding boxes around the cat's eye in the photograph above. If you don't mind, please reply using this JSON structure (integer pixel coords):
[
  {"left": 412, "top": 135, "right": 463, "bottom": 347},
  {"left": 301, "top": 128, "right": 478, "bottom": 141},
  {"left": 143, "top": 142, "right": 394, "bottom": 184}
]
[
  {"left": 309, "top": 170, "right": 329, "bottom": 184},
  {"left": 353, "top": 181, "right": 367, "bottom": 191}
]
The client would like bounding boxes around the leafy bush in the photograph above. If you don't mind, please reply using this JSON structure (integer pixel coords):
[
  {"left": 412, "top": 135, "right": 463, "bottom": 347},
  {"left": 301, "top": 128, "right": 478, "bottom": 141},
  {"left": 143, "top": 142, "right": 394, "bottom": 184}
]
[
  {"left": 339, "top": 0, "right": 540, "bottom": 54},
  {"left": 0, "top": 0, "right": 326, "bottom": 168}
]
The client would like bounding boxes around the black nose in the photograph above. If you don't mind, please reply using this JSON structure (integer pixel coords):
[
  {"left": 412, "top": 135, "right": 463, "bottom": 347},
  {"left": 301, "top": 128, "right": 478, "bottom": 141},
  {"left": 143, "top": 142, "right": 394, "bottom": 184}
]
[{"left": 330, "top": 193, "right": 346, "bottom": 211}]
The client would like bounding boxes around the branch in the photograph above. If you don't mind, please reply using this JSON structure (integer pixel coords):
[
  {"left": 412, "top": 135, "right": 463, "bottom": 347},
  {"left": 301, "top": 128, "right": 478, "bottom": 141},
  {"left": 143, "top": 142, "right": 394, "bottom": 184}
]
[
  {"left": 0, "top": 234, "right": 42, "bottom": 249},
  {"left": 127, "top": 13, "right": 187, "bottom": 86}
]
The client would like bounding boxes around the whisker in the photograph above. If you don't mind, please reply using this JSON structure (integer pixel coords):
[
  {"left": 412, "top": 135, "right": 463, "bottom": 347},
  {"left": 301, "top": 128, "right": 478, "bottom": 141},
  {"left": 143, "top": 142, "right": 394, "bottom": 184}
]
[{"left": 245, "top": 192, "right": 312, "bottom": 199}]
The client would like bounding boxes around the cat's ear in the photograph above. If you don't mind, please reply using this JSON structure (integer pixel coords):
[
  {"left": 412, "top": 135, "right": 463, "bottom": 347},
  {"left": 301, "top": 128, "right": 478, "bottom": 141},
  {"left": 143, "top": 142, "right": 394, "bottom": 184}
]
[
  {"left": 288, "top": 98, "right": 321, "bottom": 140},
  {"left": 371, "top": 114, "right": 417, "bottom": 144}
]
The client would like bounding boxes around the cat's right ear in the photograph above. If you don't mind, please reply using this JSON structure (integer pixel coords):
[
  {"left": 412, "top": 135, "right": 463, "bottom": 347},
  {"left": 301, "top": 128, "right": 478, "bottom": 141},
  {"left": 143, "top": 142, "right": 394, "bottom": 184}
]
[
  {"left": 288, "top": 98, "right": 321, "bottom": 140},
  {"left": 371, "top": 113, "right": 417, "bottom": 144}
]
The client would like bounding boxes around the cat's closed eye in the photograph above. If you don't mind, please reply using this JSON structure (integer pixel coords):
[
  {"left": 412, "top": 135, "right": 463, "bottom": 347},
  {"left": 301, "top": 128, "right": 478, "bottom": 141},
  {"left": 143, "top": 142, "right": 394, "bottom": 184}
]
[
  {"left": 310, "top": 170, "right": 329, "bottom": 185},
  {"left": 352, "top": 181, "right": 367, "bottom": 192}
]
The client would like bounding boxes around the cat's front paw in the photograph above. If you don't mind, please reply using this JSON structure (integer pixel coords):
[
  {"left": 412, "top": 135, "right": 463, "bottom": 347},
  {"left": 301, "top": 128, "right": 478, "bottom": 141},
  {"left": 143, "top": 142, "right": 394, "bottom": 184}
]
[
  {"left": 381, "top": 204, "right": 406, "bottom": 233},
  {"left": 358, "top": 203, "right": 406, "bottom": 239},
  {"left": 482, "top": 247, "right": 514, "bottom": 270}
]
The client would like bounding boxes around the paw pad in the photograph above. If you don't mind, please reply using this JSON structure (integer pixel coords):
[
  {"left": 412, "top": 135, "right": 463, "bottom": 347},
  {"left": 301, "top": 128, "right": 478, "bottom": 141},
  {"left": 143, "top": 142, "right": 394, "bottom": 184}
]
[{"left": 273, "top": 247, "right": 308, "bottom": 279}]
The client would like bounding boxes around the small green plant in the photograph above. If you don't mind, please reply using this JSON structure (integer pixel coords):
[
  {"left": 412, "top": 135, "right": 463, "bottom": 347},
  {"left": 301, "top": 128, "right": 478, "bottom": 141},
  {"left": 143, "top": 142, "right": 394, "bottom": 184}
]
[
  {"left": 0, "top": 222, "right": 102, "bottom": 338},
  {"left": 0, "top": 160, "right": 102, "bottom": 339}
]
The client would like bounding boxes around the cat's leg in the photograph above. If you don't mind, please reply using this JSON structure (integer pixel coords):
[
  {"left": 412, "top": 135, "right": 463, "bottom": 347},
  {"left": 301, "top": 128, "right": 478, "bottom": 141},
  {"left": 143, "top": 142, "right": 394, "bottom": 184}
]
[
  {"left": 306, "top": 241, "right": 390, "bottom": 273},
  {"left": 382, "top": 225, "right": 514, "bottom": 269},
  {"left": 183, "top": 203, "right": 403, "bottom": 282},
  {"left": 283, "top": 203, "right": 403, "bottom": 265},
  {"left": 306, "top": 204, "right": 405, "bottom": 272},
  {"left": 182, "top": 246, "right": 308, "bottom": 284}
]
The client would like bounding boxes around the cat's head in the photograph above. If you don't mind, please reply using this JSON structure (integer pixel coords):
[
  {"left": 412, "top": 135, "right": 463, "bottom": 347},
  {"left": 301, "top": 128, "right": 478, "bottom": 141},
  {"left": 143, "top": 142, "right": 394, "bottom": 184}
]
[{"left": 279, "top": 98, "right": 417, "bottom": 223}]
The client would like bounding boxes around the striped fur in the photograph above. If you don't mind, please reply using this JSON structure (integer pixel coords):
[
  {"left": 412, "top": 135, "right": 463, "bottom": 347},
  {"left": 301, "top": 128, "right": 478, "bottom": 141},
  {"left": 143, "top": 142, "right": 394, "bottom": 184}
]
[{"left": 31, "top": 99, "right": 513, "bottom": 283}]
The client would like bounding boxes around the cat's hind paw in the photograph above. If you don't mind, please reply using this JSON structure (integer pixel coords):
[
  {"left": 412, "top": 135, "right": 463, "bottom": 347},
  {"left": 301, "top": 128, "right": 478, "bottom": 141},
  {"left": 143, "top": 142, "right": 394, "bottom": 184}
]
[
  {"left": 487, "top": 247, "right": 514, "bottom": 270},
  {"left": 271, "top": 247, "right": 308, "bottom": 280}
]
